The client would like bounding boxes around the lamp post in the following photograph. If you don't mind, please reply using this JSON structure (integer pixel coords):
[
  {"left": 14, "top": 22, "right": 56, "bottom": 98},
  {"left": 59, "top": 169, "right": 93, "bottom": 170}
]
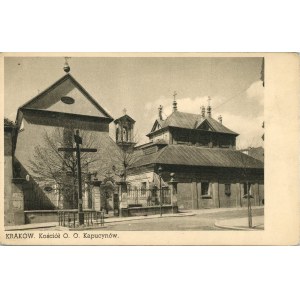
[{"left": 158, "top": 166, "right": 163, "bottom": 217}]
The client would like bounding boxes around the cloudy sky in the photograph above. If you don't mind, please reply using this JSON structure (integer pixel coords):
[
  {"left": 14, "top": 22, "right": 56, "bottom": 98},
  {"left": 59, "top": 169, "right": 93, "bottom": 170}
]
[{"left": 5, "top": 56, "right": 264, "bottom": 148}]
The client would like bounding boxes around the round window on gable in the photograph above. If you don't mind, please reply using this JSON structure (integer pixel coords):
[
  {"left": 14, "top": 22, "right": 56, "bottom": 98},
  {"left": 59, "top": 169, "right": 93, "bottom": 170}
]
[{"left": 61, "top": 96, "right": 75, "bottom": 104}]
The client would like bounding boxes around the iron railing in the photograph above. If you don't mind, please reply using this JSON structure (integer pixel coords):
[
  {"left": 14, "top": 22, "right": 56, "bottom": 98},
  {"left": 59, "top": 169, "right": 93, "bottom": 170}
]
[
  {"left": 125, "top": 187, "right": 171, "bottom": 206},
  {"left": 58, "top": 210, "right": 104, "bottom": 228}
]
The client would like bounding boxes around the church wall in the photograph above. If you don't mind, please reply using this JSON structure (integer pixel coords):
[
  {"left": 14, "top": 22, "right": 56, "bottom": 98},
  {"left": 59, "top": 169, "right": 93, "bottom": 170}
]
[
  {"left": 15, "top": 112, "right": 120, "bottom": 210},
  {"left": 151, "top": 131, "right": 169, "bottom": 143},
  {"left": 127, "top": 164, "right": 264, "bottom": 210},
  {"left": 4, "top": 129, "right": 25, "bottom": 225}
]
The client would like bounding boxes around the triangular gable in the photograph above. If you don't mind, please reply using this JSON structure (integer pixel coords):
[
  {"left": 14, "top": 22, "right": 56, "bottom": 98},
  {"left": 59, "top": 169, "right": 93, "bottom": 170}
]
[
  {"left": 114, "top": 114, "right": 136, "bottom": 124},
  {"left": 20, "top": 74, "right": 113, "bottom": 120},
  {"left": 150, "top": 119, "right": 163, "bottom": 133},
  {"left": 196, "top": 119, "right": 214, "bottom": 131}
]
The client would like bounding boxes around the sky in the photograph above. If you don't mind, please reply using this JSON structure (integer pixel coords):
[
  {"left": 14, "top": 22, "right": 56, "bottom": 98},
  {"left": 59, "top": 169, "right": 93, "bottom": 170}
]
[{"left": 4, "top": 56, "right": 264, "bottom": 148}]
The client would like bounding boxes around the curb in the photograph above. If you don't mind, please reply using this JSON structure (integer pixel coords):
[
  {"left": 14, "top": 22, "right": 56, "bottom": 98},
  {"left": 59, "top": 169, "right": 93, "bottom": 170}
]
[{"left": 5, "top": 212, "right": 195, "bottom": 231}]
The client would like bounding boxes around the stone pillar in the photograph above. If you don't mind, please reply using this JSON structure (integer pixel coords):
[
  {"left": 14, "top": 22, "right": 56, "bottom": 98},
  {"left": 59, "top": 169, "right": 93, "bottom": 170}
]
[
  {"left": 91, "top": 180, "right": 102, "bottom": 211},
  {"left": 116, "top": 181, "right": 128, "bottom": 217},
  {"left": 168, "top": 173, "right": 178, "bottom": 213},
  {"left": 83, "top": 180, "right": 89, "bottom": 209}
]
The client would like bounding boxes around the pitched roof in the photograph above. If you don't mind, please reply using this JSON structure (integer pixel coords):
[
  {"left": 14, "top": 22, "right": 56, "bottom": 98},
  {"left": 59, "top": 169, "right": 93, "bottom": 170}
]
[
  {"left": 148, "top": 111, "right": 238, "bottom": 135},
  {"left": 18, "top": 73, "right": 113, "bottom": 121},
  {"left": 130, "top": 145, "right": 264, "bottom": 169},
  {"left": 240, "top": 147, "right": 264, "bottom": 162},
  {"left": 114, "top": 114, "right": 136, "bottom": 124}
]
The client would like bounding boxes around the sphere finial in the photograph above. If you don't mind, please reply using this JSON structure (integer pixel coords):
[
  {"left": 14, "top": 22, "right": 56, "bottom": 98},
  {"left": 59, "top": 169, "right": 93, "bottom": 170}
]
[{"left": 63, "top": 57, "right": 70, "bottom": 73}]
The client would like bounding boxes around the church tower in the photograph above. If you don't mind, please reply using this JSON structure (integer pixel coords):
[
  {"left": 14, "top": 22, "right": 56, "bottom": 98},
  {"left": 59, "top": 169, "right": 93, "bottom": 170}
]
[{"left": 114, "top": 109, "right": 136, "bottom": 150}]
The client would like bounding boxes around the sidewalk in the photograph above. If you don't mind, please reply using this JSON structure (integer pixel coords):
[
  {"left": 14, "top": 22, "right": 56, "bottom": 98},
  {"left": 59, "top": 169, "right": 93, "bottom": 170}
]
[
  {"left": 187, "top": 206, "right": 263, "bottom": 215},
  {"left": 5, "top": 211, "right": 195, "bottom": 231},
  {"left": 215, "top": 215, "right": 264, "bottom": 230}
]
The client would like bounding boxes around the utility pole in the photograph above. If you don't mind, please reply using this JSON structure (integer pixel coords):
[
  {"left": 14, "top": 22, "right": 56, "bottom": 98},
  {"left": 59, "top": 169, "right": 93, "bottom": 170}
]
[
  {"left": 158, "top": 166, "right": 163, "bottom": 217},
  {"left": 58, "top": 129, "right": 97, "bottom": 225}
]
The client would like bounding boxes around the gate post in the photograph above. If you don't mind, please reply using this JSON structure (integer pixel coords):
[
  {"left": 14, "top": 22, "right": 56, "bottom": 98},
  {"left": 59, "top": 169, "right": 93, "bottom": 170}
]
[
  {"left": 168, "top": 173, "right": 178, "bottom": 214},
  {"left": 116, "top": 180, "right": 128, "bottom": 217}
]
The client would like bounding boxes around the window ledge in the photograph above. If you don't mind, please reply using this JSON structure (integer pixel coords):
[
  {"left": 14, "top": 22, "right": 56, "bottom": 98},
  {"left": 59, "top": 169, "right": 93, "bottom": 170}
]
[{"left": 201, "top": 195, "right": 212, "bottom": 199}]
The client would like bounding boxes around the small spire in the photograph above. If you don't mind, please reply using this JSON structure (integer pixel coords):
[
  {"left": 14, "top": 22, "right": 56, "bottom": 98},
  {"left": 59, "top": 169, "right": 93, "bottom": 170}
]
[
  {"left": 158, "top": 105, "right": 163, "bottom": 120},
  {"left": 207, "top": 96, "right": 212, "bottom": 118},
  {"left": 201, "top": 105, "right": 205, "bottom": 118},
  {"left": 63, "top": 57, "right": 70, "bottom": 73},
  {"left": 123, "top": 108, "right": 127, "bottom": 115},
  {"left": 173, "top": 91, "right": 177, "bottom": 112},
  {"left": 207, "top": 96, "right": 211, "bottom": 107}
]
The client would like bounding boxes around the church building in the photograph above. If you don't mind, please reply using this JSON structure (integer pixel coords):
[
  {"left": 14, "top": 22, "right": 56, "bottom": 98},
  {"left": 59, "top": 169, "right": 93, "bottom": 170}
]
[
  {"left": 5, "top": 62, "right": 264, "bottom": 225},
  {"left": 126, "top": 95, "right": 264, "bottom": 210},
  {"left": 12, "top": 63, "right": 123, "bottom": 215}
]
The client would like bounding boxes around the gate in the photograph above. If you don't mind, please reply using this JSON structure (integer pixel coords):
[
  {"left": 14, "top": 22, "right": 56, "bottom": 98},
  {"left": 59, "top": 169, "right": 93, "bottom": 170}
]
[{"left": 125, "top": 187, "right": 171, "bottom": 207}]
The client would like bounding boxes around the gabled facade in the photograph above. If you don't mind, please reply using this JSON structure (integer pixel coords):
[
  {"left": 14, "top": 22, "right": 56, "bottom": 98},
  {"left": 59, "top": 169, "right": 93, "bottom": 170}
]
[
  {"left": 147, "top": 108, "right": 238, "bottom": 149},
  {"left": 125, "top": 101, "right": 264, "bottom": 210},
  {"left": 13, "top": 72, "right": 122, "bottom": 211}
]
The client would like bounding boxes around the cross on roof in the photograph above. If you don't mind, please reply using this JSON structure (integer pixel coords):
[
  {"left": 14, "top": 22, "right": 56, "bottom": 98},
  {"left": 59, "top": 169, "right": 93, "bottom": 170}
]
[
  {"left": 123, "top": 108, "right": 127, "bottom": 115},
  {"left": 207, "top": 96, "right": 211, "bottom": 106},
  {"left": 173, "top": 91, "right": 177, "bottom": 101}
]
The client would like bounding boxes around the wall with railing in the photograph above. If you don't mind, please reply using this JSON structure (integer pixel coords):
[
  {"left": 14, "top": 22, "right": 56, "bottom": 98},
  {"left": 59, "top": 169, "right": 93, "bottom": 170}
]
[{"left": 122, "top": 187, "right": 171, "bottom": 207}]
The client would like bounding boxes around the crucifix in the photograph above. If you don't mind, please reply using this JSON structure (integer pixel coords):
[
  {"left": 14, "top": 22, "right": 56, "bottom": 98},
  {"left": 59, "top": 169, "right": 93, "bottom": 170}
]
[{"left": 58, "top": 129, "right": 97, "bottom": 225}]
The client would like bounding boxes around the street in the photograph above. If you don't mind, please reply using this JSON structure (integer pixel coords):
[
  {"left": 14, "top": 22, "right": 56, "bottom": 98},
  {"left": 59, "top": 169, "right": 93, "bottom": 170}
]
[{"left": 95, "top": 207, "right": 264, "bottom": 231}]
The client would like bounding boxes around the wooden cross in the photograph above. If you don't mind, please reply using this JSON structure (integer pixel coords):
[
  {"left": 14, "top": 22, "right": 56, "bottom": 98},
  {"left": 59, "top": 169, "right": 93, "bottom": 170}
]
[{"left": 58, "top": 129, "right": 97, "bottom": 225}]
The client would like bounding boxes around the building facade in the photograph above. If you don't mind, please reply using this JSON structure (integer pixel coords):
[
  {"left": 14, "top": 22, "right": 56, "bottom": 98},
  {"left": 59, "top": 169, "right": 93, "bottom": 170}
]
[
  {"left": 125, "top": 100, "right": 264, "bottom": 210},
  {"left": 13, "top": 71, "right": 123, "bottom": 213}
]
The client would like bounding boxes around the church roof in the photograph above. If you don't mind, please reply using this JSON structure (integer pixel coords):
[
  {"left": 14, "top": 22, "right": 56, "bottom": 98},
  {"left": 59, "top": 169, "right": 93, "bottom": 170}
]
[
  {"left": 17, "top": 73, "right": 113, "bottom": 124},
  {"left": 130, "top": 145, "right": 263, "bottom": 169},
  {"left": 114, "top": 114, "right": 136, "bottom": 124},
  {"left": 148, "top": 111, "right": 238, "bottom": 136}
]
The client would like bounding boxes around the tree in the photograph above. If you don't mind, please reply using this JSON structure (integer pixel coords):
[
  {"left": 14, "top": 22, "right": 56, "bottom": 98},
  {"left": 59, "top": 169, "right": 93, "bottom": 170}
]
[
  {"left": 110, "top": 131, "right": 141, "bottom": 182},
  {"left": 28, "top": 127, "right": 115, "bottom": 208}
]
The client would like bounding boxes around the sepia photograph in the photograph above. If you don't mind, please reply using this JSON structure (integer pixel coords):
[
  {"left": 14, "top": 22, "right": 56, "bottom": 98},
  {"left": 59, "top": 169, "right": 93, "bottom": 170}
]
[{"left": 3, "top": 55, "right": 265, "bottom": 234}]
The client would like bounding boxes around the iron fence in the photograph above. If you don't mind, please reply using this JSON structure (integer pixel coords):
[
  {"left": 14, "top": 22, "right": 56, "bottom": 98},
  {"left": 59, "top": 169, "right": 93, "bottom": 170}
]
[
  {"left": 58, "top": 210, "right": 104, "bottom": 228},
  {"left": 125, "top": 187, "right": 171, "bottom": 206}
]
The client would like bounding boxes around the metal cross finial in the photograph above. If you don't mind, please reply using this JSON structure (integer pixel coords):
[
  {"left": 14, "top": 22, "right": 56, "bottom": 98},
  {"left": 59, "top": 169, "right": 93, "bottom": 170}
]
[
  {"left": 123, "top": 108, "right": 127, "bottom": 115},
  {"left": 173, "top": 91, "right": 177, "bottom": 101},
  {"left": 208, "top": 96, "right": 211, "bottom": 106},
  {"left": 63, "top": 57, "right": 71, "bottom": 73}
]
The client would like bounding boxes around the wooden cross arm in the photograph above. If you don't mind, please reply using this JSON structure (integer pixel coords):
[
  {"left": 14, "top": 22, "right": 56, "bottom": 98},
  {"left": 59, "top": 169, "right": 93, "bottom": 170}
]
[{"left": 58, "top": 148, "right": 97, "bottom": 152}]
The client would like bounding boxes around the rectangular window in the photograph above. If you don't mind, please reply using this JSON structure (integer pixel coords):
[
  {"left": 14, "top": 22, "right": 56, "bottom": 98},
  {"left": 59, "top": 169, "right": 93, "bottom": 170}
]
[
  {"left": 201, "top": 182, "right": 210, "bottom": 196},
  {"left": 225, "top": 183, "right": 231, "bottom": 196}
]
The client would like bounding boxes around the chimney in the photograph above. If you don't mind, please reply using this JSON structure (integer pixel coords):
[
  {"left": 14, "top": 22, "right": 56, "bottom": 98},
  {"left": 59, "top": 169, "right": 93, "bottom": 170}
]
[
  {"left": 158, "top": 105, "right": 163, "bottom": 120},
  {"left": 207, "top": 96, "right": 212, "bottom": 118},
  {"left": 201, "top": 106, "right": 205, "bottom": 118},
  {"left": 218, "top": 115, "right": 222, "bottom": 124}
]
